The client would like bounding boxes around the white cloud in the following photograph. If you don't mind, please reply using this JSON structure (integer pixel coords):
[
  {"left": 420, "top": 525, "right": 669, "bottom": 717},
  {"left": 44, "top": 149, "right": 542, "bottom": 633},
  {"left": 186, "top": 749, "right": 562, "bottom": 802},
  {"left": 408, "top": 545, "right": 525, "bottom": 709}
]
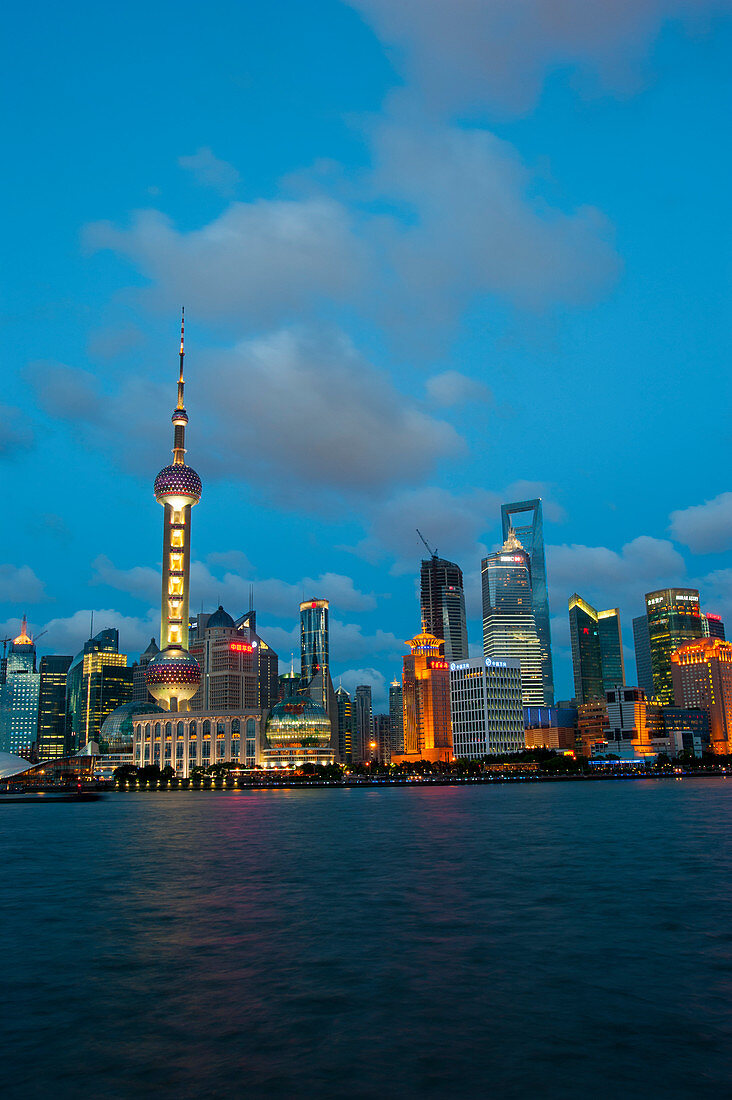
[
  {"left": 337, "top": 667, "right": 389, "bottom": 710},
  {"left": 669, "top": 492, "right": 732, "bottom": 554},
  {"left": 84, "top": 199, "right": 367, "bottom": 327},
  {"left": 547, "top": 535, "right": 686, "bottom": 614},
  {"left": 426, "top": 370, "right": 492, "bottom": 407},
  {"left": 347, "top": 0, "right": 727, "bottom": 114},
  {"left": 38, "top": 608, "right": 159, "bottom": 659},
  {"left": 28, "top": 329, "right": 464, "bottom": 497},
  {"left": 93, "top": 553, "right": 377, "bottom": 621},
  {"left": 0, "top": 565, "right": 47, "bottom": 605},
  {"left": 178, "top": 147, "right": 241, "bottom": 196},
  {"left": 201, "top": 329, "right": 464, "bottom": 495},
  {"left": 0, "top": 404, "right": 34, "bottom": 456},
  {"left": 370, "top": 118, "right": 619, "bottom": 318}
]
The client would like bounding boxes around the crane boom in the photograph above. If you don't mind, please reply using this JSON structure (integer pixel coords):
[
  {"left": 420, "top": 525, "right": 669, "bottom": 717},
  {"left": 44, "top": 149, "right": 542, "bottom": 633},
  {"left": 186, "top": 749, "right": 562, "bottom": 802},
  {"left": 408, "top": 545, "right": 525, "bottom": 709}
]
[{"left": 416, "top": 529, "right": 438, "bottom": 559}]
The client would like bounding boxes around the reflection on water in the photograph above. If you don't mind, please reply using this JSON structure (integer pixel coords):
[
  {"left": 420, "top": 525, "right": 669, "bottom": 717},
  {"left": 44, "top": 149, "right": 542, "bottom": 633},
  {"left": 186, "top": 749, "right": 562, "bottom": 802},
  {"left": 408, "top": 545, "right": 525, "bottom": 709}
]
[{"left": 2, "top": 781, "right": 731, "bottom": 1098}]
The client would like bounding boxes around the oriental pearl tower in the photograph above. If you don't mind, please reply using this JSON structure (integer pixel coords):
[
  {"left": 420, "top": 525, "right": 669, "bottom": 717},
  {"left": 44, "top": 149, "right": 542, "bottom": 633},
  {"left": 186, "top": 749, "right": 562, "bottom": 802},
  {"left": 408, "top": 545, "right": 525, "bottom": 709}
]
[{"left": 145, "top": 310, "right": 202, "bottom": 711}]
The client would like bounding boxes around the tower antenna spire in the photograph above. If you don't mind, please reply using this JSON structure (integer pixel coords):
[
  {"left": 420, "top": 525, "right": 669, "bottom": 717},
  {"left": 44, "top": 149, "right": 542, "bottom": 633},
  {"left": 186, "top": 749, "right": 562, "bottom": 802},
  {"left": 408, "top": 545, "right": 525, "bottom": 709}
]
[{"left": 172, "top": 307, "right": 189, "bottom": 465}]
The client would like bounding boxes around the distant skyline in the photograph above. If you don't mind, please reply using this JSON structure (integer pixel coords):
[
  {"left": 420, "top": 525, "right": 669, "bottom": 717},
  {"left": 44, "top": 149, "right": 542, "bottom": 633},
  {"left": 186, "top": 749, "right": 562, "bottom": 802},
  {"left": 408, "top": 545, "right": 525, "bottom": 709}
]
[{"left": 2, "top": 0, "right": 732, "bottom": 705}]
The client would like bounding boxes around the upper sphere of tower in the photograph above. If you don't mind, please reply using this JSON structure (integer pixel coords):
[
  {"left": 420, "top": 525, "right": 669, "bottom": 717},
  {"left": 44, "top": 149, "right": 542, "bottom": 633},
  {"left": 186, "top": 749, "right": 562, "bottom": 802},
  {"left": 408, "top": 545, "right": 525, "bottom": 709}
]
[
  {"left": 154, "top": 463, "right": 202, "bottom": 504},
  {"left": 172, "top": 407, "right": 189, "bottom": 425}
]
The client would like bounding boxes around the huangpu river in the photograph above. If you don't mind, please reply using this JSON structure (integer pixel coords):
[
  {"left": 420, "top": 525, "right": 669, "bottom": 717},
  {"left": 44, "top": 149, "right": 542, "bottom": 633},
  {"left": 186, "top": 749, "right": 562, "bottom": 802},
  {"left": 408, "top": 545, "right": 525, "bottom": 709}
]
[{"left": 3, "top": 780, "right": 731, "bottom": 1099}]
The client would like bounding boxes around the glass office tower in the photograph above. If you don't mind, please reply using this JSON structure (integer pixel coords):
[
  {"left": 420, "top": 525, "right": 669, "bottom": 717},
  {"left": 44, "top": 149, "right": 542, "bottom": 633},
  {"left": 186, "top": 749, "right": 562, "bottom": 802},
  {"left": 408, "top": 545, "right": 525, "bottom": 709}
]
[
  {"left": 37, "top": 654, "right": 73, "bottom": 759},
  {"left": 568, "top": 595, "right": 625, "bottom": 703},
  {"left": 501, "top": 499, "right": 553, "bottom": 704},
  {"left": 300, "top": 598, "right": 330, "bottom": 712},
  {"left": 482, "top": 530, "right": 544, "bottom": 705},
  {"left": 646, "top": 589, "right": 703, "bottom": 705},
  {"left": 420, "top": 556, "right": 469, "bottom": 661},
  {"left": 633, "top": 614, "right": 655, "bottom": 699},
  {"left": 0, "top": 619, "right": 41, "bottom": 757},
  {"left": 66, "top": 628, "right": 133, "bottom": 750}
]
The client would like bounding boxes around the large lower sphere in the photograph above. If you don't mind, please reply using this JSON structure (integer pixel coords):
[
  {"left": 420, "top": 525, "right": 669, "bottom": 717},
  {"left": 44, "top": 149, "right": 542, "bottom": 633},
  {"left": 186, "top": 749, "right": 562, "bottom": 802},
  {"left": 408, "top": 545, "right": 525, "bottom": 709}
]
[{"left": 145, "top": 647, "right": 201, "bottom": 708}]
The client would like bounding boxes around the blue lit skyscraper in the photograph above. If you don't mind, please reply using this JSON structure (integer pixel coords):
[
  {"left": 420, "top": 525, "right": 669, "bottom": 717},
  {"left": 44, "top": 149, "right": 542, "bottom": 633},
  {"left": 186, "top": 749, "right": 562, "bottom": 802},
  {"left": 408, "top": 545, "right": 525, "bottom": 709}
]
[
  {"left": 0, "top": 617, "right": 41, "bottom": 758},
  {"left": 501, "top": 499, "right": 553, "bottom": 705},
  {"left": 482, "top": 531, "right": 544, "bottom": 705},
  {"left": 300, "top": 598, "right": 330, "bottom": 710}
]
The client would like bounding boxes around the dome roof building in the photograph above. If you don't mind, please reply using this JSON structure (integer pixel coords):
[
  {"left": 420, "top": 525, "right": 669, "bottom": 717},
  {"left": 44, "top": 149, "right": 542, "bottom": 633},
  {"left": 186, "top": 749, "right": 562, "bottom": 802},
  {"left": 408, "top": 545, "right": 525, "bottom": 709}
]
[
  {"left": 100, "top": 700, "right": 166, "bottom": 754},
  {"left": 206, "top": 606, "right": 236, "bottom": 631},
  {"left": 262, "top": 694, "right": 335, "bottom": 769}
]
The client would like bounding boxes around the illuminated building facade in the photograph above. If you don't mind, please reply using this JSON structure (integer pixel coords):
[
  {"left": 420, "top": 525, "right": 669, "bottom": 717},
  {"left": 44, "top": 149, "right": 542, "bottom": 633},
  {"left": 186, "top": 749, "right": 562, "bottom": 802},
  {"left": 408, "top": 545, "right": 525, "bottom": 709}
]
[
  {"left": 66, "top": 628, "right": 133, "bottom": 750},
  {"left": 501, "top": 499, "right": 554, "bottom": 704},
  {"left": 300, "top": 598, "right": 330, "bottom": 709},
  {"left": 568, "top": 595, "right": 625, "bottom": 703},
  {"left": 389, "top": 679, "right": 404, "bottom": 755},
  {"left": 189, "top": 606, "right": 258, "bottom": 711},
  {"left": 144, "top": 311, "right": 202, "bottom": 712},
  {"left": 671, "top": 639, "right": 732, "bottom": 754},
  {"left": 482, "top": 530, "right": 544, "bottom": 705},
  {"left": 524, "top": 704, "right": 578, "bottom": 753},
  {"left": 701, "top": 612, "right": 726, "bottom": 641},
  {"left": 37, "top": 654, "right": 72, "bottom": 759},
  {"left": 132, "top": 710, "right": 262, "bottom": 776},
  {"left": 373, "top": 714, "right": 392, "bottom": 764},
  {"left": 132, "top": 638, "right": 159, "bottom": 704},
  {"left": 353, "top": 684, "right": 373, "bottom": 762},
  {"left": 335, "top": 685, "right": 354, "bottom": 762},
  {"left": 236, "top": 609, "right": 279, "bottom": 708},
  {"left": 449, "top": 656, "right": 524, "bottom": 758},
  {"left": 645, "top": 588, "right": 702, "bottom": 705},
  {"left": 393, "top": 633, "right": 452, "bottom": 764},
  {"left": 605, "top": 686, "right": 666, "bottom": 759},
  {"left": 420, "top": 556, "right": 468, "bottom": 661},
  {"left": 0, "top": 618, "right": 41, "bottom": 758},
  {"left": 262, "top": 695, "right": 334, "bottom": 769},
  {"left": 577, "top": 699, "right": 609, "bottom": 757},
  {"left": 632, "top": 614, "right": 655, "bottom": 699}
]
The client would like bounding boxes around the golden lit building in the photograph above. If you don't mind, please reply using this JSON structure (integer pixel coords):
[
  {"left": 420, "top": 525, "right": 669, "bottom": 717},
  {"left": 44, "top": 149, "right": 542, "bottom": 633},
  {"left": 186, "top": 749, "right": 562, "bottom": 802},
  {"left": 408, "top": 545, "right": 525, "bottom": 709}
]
[
  {"left": 144, "top": 311, "right": 202, "bottom": 711},
  {"left": 576, "top": 699, "right": 609, "bottom": 757},
  {"left": 392, "top": 632, "right": 453, "bottom": 764},
  {"left": 672, "top": 639, "right": 732, "bottom": 754}
]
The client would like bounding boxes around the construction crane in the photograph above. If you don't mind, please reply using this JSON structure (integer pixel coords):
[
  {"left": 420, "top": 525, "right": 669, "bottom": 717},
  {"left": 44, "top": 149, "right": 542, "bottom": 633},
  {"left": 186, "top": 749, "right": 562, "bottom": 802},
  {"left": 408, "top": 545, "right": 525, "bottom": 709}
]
[{"left": 416, "top": 529, "right": 438, "bottom": 559}]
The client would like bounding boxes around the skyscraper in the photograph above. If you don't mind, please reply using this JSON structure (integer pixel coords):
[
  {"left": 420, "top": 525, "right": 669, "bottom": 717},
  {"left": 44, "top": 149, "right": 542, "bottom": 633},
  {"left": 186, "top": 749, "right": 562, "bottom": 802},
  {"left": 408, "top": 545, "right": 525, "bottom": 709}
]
[
  {"left": 389, "top": 679, "right": 404, "bottom": 756},
  {"left": 66, "top": 628, "right": 133, "bottom": 750},
  {"left": 37, "top": 654, "right": 72, "bottom": 759},
  {"left": 482, "top": 530, "right": 543, "bottom": 705},
  {"left": 236, "top": 609, "right": 279, "bottom": 709},
  {"left": 568, "top": 595, "right": 625, "bottom": 704},
  {"left": 449, "top": 656, "right": 524, "bottom": 758},
  {"left": 335, "top": 685, "right": 354, "bottom": 763},
  {"left": 300, "top": 598, "right": 330, "bottom": 712},
  {"left": 0, "top": 618, "right": 41, "bottom": 758},
  {"left": 420, "top": 555, "right": 468, "bottom": 660},
  {"left": 632, "top": 615, "right": 655, "bottom": 699},
  {"left": 394, "top": 633, "right": 452, "bottom": 764},
  {"left": 353, "top": 684, "right": 373, "bottom": 763},
  {"left": 645, "top": 589, "right": 703, "bottom": 705},
  {"left": 132, "top": 638, "right": 159, "bottom": 704},
  {"left": 501, "top": 499, "right": 553, "bottom": 704},
  {"left": 671, "top": 638, "right": 732, "bottom": 754},
  {"left": 701, "top": 613, "right": 726, "bottom": 641},
  {"left": 144, "top": 311, "right": 202, "bottom": 712},
  {"left": 189, "top": 606, "right": 258, "bottom": 711}
]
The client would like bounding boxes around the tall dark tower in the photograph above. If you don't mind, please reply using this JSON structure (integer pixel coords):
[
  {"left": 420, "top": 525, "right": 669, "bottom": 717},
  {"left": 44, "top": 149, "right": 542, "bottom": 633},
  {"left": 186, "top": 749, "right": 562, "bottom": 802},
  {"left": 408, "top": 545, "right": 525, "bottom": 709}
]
[
  {"left": 420, "top": 556, "right": 469, "bottom": 661},
  {"left": 501, "top": 499, "right": 553, "bottom": 705},
  {"left": 145, "top": 311, "right": 202, "bottom": 711}
]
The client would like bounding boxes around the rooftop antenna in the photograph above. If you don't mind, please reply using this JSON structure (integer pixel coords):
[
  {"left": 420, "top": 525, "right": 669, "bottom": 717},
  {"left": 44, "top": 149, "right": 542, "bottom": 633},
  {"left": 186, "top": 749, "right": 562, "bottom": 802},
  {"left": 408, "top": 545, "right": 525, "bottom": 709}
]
[
  {"left": 416, "top": 529, "right": 438, "bottom": 559},
  {"left": 249, "top": 584, "right": 254, "bottom": 613},
  {"left": 90, "top": 610, "right": 94, "bottom": 639}
]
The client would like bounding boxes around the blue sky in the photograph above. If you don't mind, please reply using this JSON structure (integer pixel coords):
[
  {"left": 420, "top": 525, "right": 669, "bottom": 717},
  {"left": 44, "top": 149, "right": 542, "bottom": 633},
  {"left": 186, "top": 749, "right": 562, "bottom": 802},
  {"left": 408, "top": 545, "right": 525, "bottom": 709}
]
[{"left": 2, "top": 0, "right": 732, "bottom": 706}]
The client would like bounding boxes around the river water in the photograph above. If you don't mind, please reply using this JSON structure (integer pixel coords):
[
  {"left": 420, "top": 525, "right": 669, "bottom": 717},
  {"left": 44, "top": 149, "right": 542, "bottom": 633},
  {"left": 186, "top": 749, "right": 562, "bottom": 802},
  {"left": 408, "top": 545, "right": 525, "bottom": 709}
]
[{"left": 2, "top": 780, "right": 731, "bottom": 1098}]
